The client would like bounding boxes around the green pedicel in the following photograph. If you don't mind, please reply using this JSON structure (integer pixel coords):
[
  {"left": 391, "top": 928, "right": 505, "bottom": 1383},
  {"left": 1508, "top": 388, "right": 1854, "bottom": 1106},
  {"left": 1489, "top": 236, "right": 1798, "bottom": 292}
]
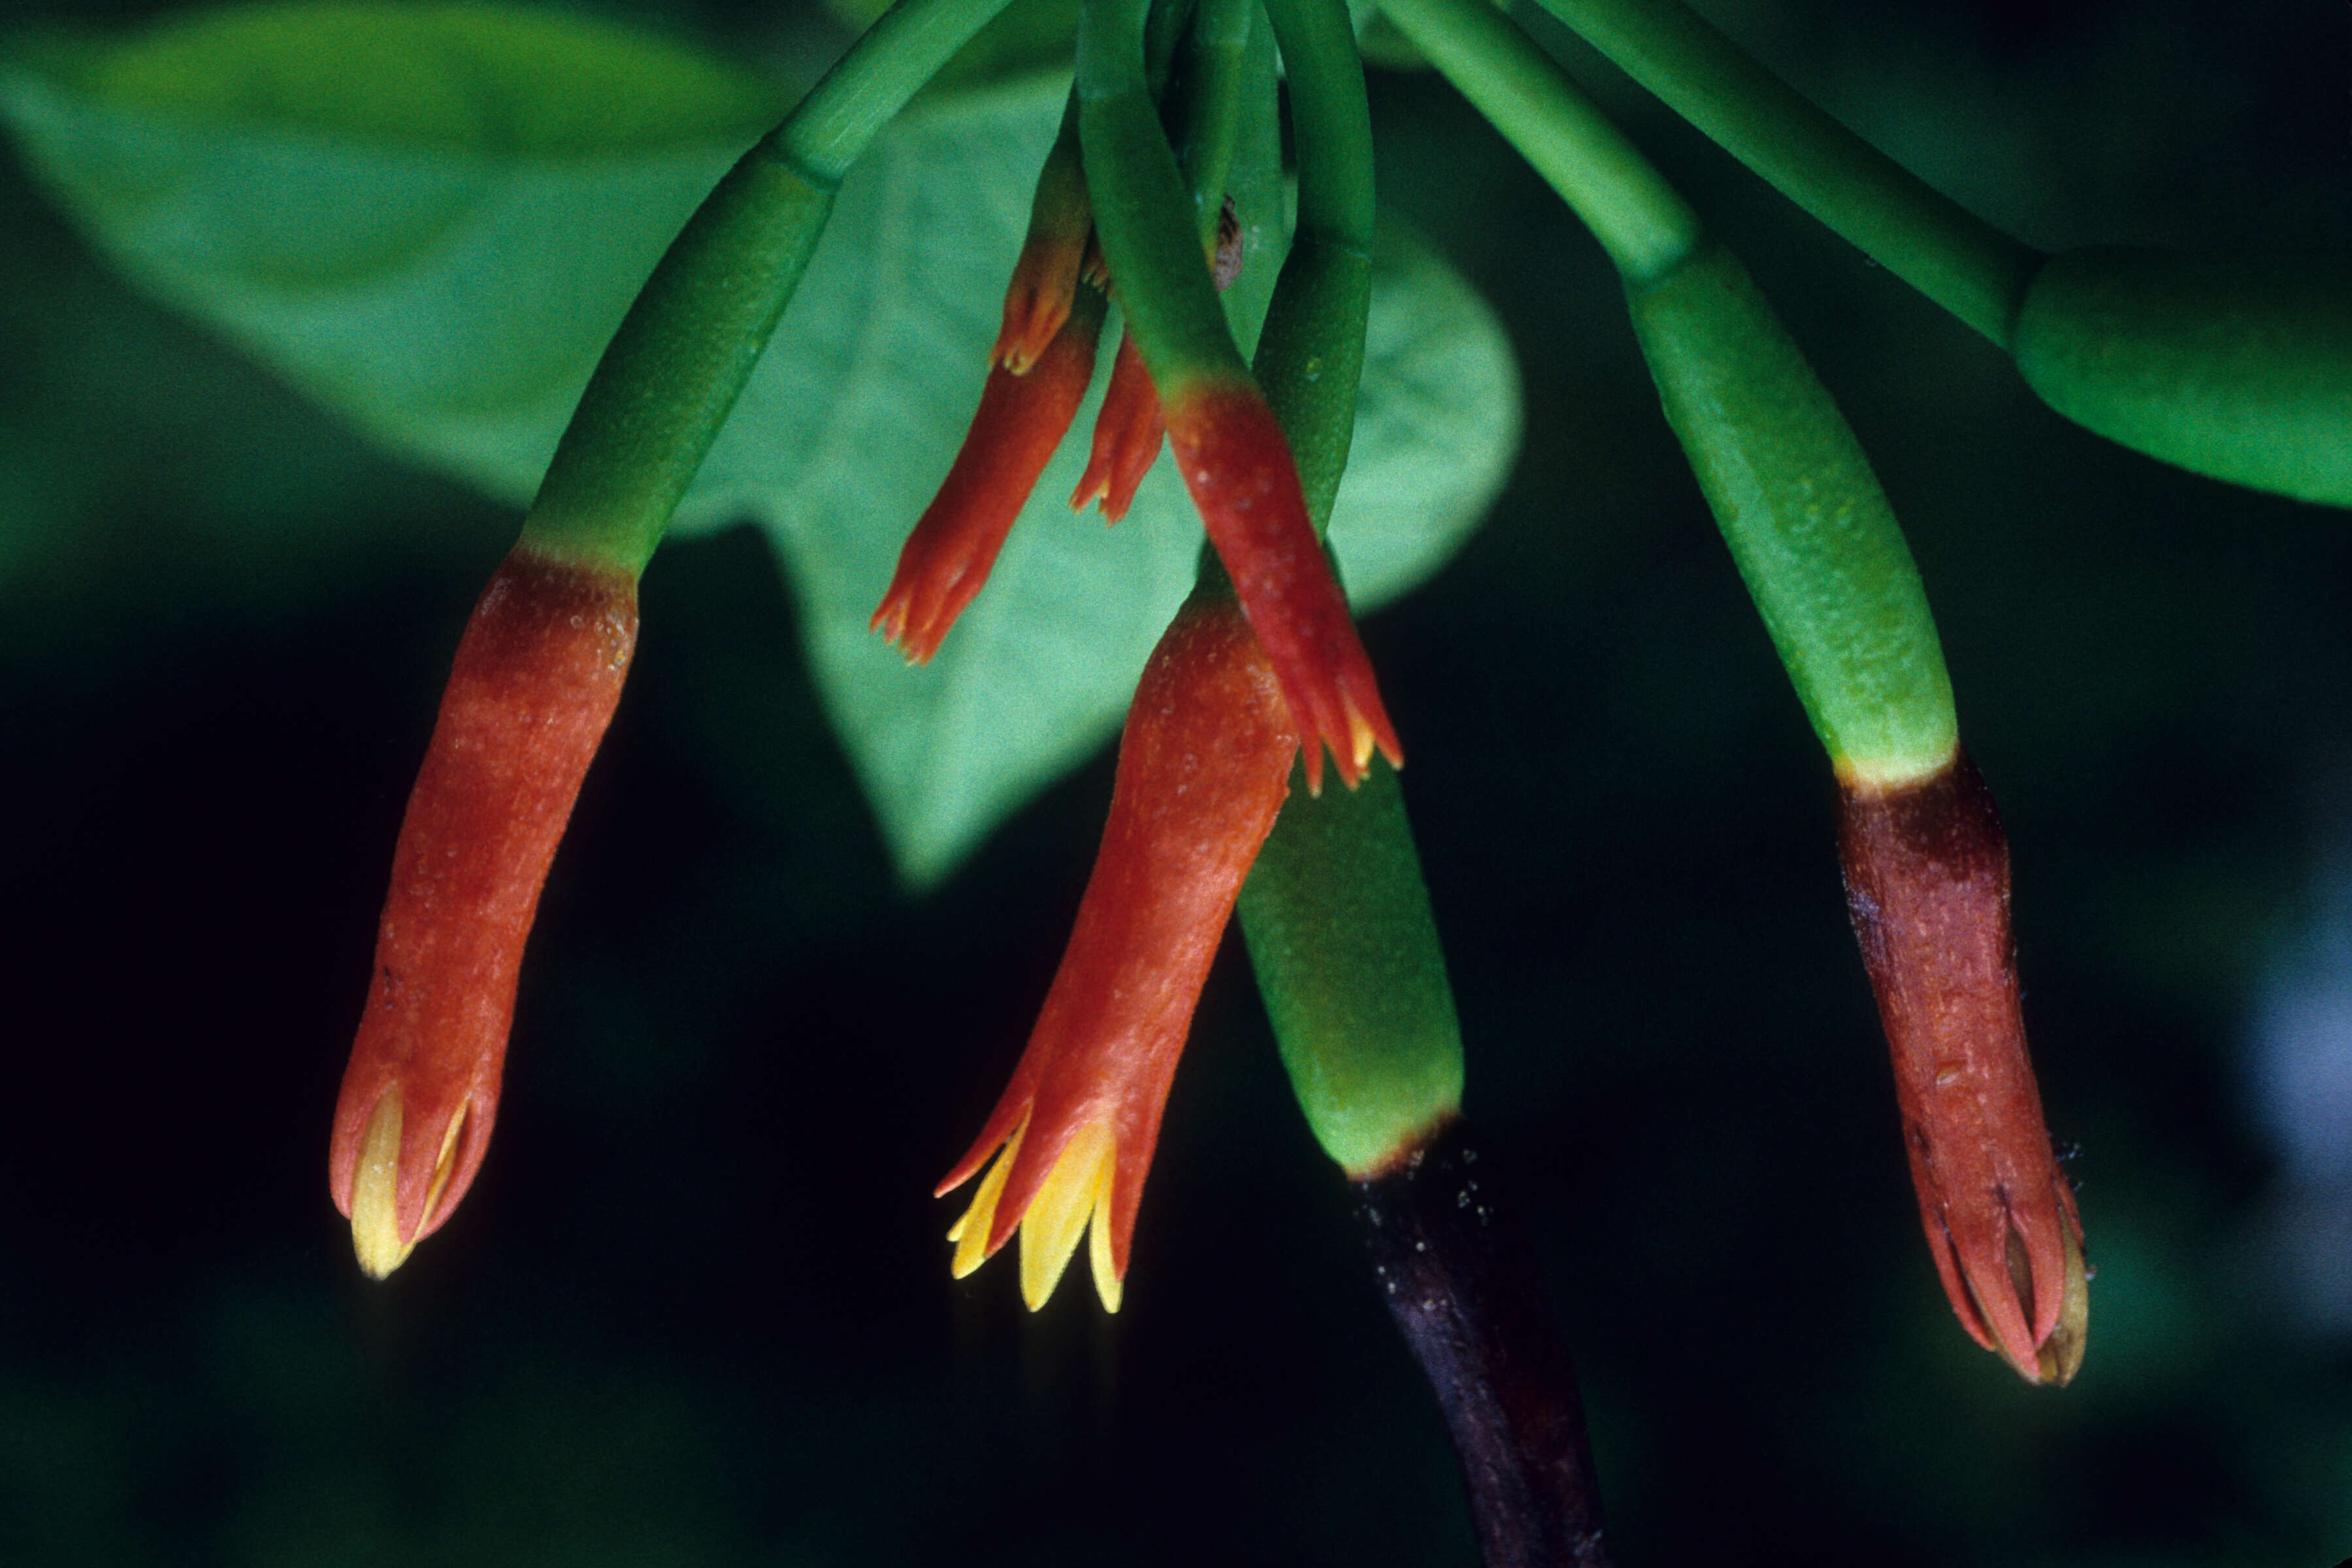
[
  {"left": 1077, "top": 0, "right": 1251, "bottom": 399},
  {"left": 2014, "top": 248, "right": 2352, "bottom": 510},
  {"left": 1629, "top": 245, "right": 1955, "bottom": 784},
  {"left": 521, "top": 0, "right": 1017, "bottom": 574},
  {"left": 1378, "top": 0, "right": 1955, "bottom": 784},
  {"left": 1242, "top": 759, "right": 1465, "bottom": 1175},
  {"left": 1250, "top": 0, "right": 1375, "bottom": 521},
  {"left": 1528, "top": 0, "right": 2040, "bottom": 346},
  {"left": 1170, "top": 0, "right": 1254, "bottom": 241},
  {"left": 1377, "top": 0, "right": 1697, "bottom": 286}
]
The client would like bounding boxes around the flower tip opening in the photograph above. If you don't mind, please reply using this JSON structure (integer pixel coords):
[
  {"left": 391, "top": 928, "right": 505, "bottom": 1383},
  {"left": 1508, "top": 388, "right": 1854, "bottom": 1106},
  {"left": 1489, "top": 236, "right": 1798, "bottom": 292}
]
[
  {"left": 1071, "top": 333, "right": 1165, "bottom": 524},
  {"left": 1343, "top": 688, "right": 1403, "bottom": 777},
  {"left": 993, "top": 304, "right": 1066, "bottom": 378},
  {"left": 345, "top": 1088, "right": 468, "bottom": 1280},
  {"left": 1938, "top": 1177, "right": 2089, "bottom": 1387},
  {"left": 1296, "top": 691, "right": 1402, "bottom": 798},
  {"left": 868, "top": 589, "right": 940, "bottom": 666},
  {"left": 992, "top": 239, "right": 1085, "bottom": 375},
  {"left": 941, "top": 1117, "right": 1124, "bottom": 1313},
  {"left": 871, "top": 298, "right": 1104, "bottom": 665}
]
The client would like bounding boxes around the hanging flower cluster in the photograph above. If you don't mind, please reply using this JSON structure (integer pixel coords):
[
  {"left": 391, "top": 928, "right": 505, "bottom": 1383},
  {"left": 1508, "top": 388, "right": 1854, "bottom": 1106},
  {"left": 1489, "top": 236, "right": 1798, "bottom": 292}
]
[
  {"left": 310, "top": 0, "right": 2131, "bottom": 1405},
  {"left": 874, "top": 64, "right": 1397, "bottom": 1303}
]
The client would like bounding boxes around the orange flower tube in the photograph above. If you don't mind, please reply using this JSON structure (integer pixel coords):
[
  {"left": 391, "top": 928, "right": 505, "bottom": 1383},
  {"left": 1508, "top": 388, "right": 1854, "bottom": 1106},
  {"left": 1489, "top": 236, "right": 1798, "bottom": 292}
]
[
  {"left": 871, "top": 289, "right": 1107, "bottom": 662},
  {"left": 937, "top": 587, "right": 1299, "bottom": 1309},
  {"left": 1070, "top": 331, "right": 1165, "bottom": 523},
  {"left": 328, "top": 547, "right": 637, "bottom": 1277},
  {"left": 1163, "top": 380, "right": 1399, "bottom": 793}
]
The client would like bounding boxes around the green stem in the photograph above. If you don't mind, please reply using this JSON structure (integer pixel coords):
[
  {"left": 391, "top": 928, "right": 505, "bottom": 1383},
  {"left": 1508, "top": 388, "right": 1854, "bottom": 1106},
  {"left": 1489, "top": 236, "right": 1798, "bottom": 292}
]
[
  {"left": 1628, "top": 242, "right": 1956, "bottom": 783},
  {"left": 1078, "top": 0, "right": 1251, "bottom": 397},
  {"left": 1252, "top": 0, "right": 1375, "bottom": 530},
  {"left": 1375, "top": 0, "right": 1698, "bottom": 285},
  {"left": 1172, "top": 0, "right": 1255, "bottom": 240},
  {"left": 519, "top": 0, "right": 1014, "bottom": 573},
  {"left": 1528, "top": 0, "right": 2040, "bottom": 345}
]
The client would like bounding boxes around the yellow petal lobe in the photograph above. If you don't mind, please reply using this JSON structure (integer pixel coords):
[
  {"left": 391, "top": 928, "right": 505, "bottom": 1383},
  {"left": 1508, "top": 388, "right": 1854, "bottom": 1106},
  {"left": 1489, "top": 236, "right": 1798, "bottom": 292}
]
[
  {"left": 1017, "top": 1119, "right": 1116, "bottom": 1311},
  {"left": 949, "top": 1121, "right": 1026, "bottom": 1279},
  {"left": 349, "top": 1090, "right": 469, "bottom": 1281},
  {"left": 349, "top": 1090, "right": 412, "bottom": 1280}
]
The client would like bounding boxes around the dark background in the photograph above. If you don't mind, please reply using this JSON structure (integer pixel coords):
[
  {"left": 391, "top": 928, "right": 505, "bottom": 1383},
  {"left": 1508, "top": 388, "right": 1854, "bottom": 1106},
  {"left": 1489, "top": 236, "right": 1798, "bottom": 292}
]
[{"left": 4, "top": 0, "right": 2351, "bottom": 1562}]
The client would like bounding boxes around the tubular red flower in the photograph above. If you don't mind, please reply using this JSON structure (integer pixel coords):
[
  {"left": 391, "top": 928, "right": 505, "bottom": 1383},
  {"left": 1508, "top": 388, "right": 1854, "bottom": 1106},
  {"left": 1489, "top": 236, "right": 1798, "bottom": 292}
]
[
  {"left": 329, "top": 547, "right": 637, "bottom": 1277},
  {"left": 992, "top": 118, "right": 1094, "bottom": 375},
  {"left": 1070, "top": 330, "right": 1165, "bottom": 523},
  {"left": 872, "top": 288, "right": 1107, "bottom": 662},
  {"left": 1838, "top": 751, "right": 2088, "bottom": 1384},
  {"left": 936, "top": 591, "right": 1300, "bottom": 1310},
  {"left": 1162, "top": 378, "right": 1401, "bottom": 793}
]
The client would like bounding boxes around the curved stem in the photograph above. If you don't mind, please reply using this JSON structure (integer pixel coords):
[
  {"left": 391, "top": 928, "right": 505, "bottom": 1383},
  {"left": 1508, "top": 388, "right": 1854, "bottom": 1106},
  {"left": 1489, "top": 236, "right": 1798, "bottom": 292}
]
[
  {"left": 1078, "top": 0, "right": 1250, "bottom": 395},
  {"left": 521, "top": 0, "right": 1014, "bottom": 572},
  {"left": 1528, "top": 0, "right": 2040, "bottom": 345},
  {"left": 1253, "top": 0, "right": 1375, "bottom": 530},
  {"left": 769, "top": 0, "right": 1022, "bottom": 184},
  {"left": 1173, "top": 0, "right": 1255, "bottom": 237},
  {"left": 1375, "top": 0, "right": 1699, "bottom": 285}
]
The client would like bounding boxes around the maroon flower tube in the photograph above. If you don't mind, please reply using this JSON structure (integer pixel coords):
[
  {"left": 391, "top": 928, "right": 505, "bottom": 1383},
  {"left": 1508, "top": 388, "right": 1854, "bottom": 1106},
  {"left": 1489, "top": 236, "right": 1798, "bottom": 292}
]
[{"left": 1839, "top": 751, "right": 2087, "bottom": 1384}]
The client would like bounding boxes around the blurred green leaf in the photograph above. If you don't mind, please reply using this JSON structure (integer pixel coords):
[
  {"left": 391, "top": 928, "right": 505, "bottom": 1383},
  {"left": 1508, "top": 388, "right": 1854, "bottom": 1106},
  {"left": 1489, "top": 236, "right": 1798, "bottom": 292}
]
[
  {"left": 2, "top": 1, "right": 1518, "bottom": 884},
  {"left": 13, "top": 2, "right": 786, "bottom": 151}
]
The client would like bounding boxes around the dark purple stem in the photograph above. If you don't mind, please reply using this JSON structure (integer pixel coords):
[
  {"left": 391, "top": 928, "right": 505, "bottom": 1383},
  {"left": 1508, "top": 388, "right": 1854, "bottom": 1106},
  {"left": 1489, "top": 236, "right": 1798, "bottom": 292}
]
[{"left": 1354, "top": 1120, "right": 1614, "bottom": 1568}]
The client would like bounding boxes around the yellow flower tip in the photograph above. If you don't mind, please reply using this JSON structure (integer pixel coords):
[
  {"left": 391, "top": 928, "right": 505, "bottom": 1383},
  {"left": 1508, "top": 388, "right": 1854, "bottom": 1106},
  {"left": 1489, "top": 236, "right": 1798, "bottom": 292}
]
[
  {"left": 947, "top": 1122, "right": 1025, "bottom": 1280},
  {"left": 1345, "top": 700, "right": 1378, "bottom": 778},
  {"left": 346, "top": 1088, "right": 470, "bottom": 1281},
  {"left": 1017, "top": 1119, "right": 1118, "bottom": 1313},
  {"left": 1088, "top": 1199, "right": 1123, "bottom": 1315},
  {"left": 349, "top": 1090, "right": 412, "bottom": 1279}
]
